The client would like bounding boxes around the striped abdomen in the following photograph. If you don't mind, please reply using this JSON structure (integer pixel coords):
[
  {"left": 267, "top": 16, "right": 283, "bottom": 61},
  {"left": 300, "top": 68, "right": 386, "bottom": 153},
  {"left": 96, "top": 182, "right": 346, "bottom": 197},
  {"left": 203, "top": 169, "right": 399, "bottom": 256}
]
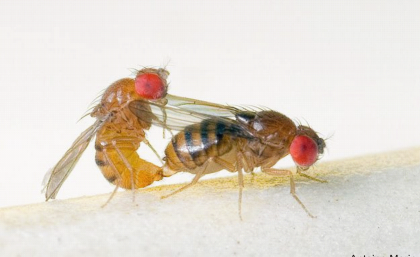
[
  {"left": 94, "top": 110, "right": 163, "bottom": 189},
  {"left": 163, "top": 119, "right": 239, "bottom": 173}
]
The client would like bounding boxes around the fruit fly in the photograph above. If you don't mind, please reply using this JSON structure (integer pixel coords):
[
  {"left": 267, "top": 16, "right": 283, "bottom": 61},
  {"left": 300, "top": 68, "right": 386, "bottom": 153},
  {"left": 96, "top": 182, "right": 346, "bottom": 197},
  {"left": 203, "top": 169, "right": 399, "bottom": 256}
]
[
  {"left": 130, "top": 95, "right": 326, "bottom": 218},
  {"left": 44, "top": 68, "right": 170, "bottom": 201}
]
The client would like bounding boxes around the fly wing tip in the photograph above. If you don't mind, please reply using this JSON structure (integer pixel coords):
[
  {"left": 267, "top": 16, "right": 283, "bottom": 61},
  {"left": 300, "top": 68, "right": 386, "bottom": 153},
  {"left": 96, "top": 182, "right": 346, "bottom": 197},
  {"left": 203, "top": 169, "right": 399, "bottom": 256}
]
[{"left": 45, "top": 190, "right": 57, "bottom": 201}]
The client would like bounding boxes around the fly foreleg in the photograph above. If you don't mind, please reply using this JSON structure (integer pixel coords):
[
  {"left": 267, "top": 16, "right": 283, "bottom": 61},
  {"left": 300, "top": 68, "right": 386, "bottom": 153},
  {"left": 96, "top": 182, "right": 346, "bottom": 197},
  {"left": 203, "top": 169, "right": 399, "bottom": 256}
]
[
  {"left": 296, "top": 167, "right": 327, "bottom": 183},
  {"left": 262, "top": 168, "right": 315, "bottom": 218}
]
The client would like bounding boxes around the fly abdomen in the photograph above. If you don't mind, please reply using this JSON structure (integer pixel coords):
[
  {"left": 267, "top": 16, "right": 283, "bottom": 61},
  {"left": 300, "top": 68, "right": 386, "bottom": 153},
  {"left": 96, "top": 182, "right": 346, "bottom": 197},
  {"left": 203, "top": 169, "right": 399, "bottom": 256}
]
[
  {"left": 164, "top": 119, "right": 234, "bottom": 172},
  {"left": 95, "top": 156, "right": 107, "bottom": 167},
  {"left": 93, "top": 121, "right": 163, "bottom": 189},
  {"left": 94, "top": 143, "right": 107, "bottom": 167},
  {"left": 94, "top": 146, "right": 116, "bottom": 184}
]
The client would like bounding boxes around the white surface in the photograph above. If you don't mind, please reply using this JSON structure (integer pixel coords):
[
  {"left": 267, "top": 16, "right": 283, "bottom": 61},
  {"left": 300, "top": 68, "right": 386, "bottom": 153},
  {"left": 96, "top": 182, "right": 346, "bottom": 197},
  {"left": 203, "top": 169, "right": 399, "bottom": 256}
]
[
  {"left": 1, "top": 148, "right": 419, "bottom": 256},
  {"left": 0, "top": 1, "right": 420, "bottom": 209}
]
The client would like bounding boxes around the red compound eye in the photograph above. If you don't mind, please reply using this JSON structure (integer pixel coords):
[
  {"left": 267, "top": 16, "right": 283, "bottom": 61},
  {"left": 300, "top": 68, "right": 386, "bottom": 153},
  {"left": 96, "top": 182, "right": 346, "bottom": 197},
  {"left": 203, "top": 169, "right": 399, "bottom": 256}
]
[
  {"left": 290, "top": 135, "right": 318, "bottom": 168},
  {"left": 135, "top": 73, "right": 167, "bottom": 100}
]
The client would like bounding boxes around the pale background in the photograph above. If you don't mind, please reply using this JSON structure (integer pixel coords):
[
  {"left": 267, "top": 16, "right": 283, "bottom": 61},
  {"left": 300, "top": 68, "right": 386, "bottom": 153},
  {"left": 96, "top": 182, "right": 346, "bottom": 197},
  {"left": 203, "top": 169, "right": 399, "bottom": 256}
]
[{"left": 0, "top": 0, "right": 419, "bottom": 209}]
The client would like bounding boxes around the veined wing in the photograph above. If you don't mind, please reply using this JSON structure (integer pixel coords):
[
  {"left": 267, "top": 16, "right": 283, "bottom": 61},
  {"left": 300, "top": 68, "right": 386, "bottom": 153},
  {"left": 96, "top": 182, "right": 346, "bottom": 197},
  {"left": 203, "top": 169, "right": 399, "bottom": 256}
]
[
  {"left": 129, "top": 99, "right": 232, "bottom": 131},
  {"left": 165, "top": 94, "right": 239, "bottom": 117},
  {"left": 44, "top": 118, "right": 107, "bottom": 200},
  {"left": 129, "top": 99, "right": 255, "bottom": 139}
]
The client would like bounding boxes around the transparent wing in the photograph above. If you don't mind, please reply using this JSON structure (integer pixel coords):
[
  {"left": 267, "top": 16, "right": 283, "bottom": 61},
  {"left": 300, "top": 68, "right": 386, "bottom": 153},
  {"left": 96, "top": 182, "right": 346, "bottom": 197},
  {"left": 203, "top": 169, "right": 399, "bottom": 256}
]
[
  {"left": 129, "top": 99, "right": 255, "bottom": 139},
  {"left": 130, "top": 99, "right": 234, "bottom": 131},
  {"left": 44, "top": 119, "right": 106, "bottom": 200},
  {"left": 166, "top": 94, "right": 239, "bottom": 117}
]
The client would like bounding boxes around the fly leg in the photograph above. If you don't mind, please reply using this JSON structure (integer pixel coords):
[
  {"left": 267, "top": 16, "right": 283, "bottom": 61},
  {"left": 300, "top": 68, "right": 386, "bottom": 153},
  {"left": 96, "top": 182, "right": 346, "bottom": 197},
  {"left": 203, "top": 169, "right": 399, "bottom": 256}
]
[
  {"left": 100, "top": 149, "right": 122, "bottom": 208},
  {"left": 143, "top": 138, "right": 164, "bottom": 165},
  {"left": 297, "top": 167, "right": 327, "bottom": 183},
  {"left": 212, "top": 156, "right": 244, "bottom": 220},
  {"left": 148, "top": 100, "right": 173, "bottom": 139},
  {"left": 99, "top": 137, "right": 139, "bottom": 204},
  {"left": 101, "top": 182, "right": 121, "bottom": 208},
  {"left": 235, "top": 153, "right": 251, "bottom": 220},
  {"left": 249, "top": 171, "right": 256, "bottom": 184},
  {"left": 213, "top": 153, "right": 249, "bottom": 220},
  {"left": 161, "top": 162, "right": 208, "bottom": 199},
  {"left": 237, "top": 168, "right": 244, "bottom": 221},
  {"left": 112, "top": 138, "right": 136, "bottom": 197},
  {"left": 161, "top": 156, "right": 236, "bottom": 199},
  {"left": 262, "top": 168, "right": 315, "bottom": 218},
  {"left": 97, "top": 136, "right": 162, "bottom": 205},
  {"left": 212, "top": 157, "right": 236, "bottom": 172},
  {"left": 160, "top": 104, "right": 174, "bottom": 139}
]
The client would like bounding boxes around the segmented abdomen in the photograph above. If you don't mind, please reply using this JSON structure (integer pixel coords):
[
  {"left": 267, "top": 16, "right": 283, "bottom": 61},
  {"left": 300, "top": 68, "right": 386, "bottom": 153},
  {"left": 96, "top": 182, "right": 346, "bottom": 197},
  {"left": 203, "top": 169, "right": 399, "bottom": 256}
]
[
  {"left": 164, "top": 119, "right": 236, "bottom": 172},
  {"left": 94, "top": 111, "right": 163, "bottom": 189}
]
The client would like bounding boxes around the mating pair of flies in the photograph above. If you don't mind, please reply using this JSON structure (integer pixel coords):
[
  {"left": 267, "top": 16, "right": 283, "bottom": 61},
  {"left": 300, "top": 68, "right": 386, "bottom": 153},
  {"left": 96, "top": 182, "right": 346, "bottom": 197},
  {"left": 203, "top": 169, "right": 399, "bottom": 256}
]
[{"left": 44, "top": 68, "right": 327, "bottom": 218}]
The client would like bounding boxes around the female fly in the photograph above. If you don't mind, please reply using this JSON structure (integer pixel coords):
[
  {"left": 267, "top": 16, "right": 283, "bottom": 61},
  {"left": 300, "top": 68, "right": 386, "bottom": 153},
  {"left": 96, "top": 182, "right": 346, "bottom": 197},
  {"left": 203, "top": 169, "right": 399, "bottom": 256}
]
[{"left": 44, "top": 68, "right": 169, "bottom": 201}]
